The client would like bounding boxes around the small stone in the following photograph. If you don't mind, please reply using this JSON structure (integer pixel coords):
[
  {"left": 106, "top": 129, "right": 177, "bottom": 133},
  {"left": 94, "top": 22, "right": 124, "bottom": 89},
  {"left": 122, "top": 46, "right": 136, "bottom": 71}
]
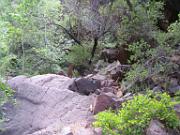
[
  {"left": 73, "top": 127, "right": 94, "bottom": 135},
  {"left": 91, "top": 74, "right": 107, "bottom": 81},
  {"left": 170, "top": 78, "right": 178, "bottom": 86},
  {"left": 146, "top": 120, "right": 168, "bottom": 135},
  {"left": 94, "top": 128, "right": 102, "bottom": 135},
  {"left": 117, "top": 90, "right": 123, "bottom": 98},
  {"left": 168, "top": 85, "right": 180, "bottom": 96},
  {"left": 60, "top": 127, "right": 73, "bottom": 135},
  {"left": 123, "top": 93, "right": 132, "bottom": 98},
  {"left": 153, "top": 86, "right": 164, "bottom": 93}
]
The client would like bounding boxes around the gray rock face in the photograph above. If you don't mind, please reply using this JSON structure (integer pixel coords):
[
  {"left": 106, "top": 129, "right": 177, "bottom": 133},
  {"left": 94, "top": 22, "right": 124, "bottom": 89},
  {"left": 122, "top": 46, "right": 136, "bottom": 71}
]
[
  {"left": 0, "top": 74, "right": 95, "bottom": 135},
  {"left": 174, "top": 104, "right": 180, "bottom": 119},
  {"left": 146, "top": 120, "right": 168, "bottom": 135},
  {"left": 168, "top": 85, "right": 180, "bottom": 96}
]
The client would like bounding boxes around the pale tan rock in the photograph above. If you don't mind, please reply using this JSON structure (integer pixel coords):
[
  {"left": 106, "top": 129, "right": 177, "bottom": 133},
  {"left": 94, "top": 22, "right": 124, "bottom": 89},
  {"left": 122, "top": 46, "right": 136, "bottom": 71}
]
[{"left": 116, "top": 90, "right": 123, "bottom": 98}]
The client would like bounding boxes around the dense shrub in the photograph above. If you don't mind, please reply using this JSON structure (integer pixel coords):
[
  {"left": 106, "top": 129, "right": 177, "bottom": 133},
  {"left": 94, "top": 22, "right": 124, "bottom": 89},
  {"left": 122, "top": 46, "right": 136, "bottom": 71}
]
[
  {"left": 65, "top": 45, "right": 91, "bottom": 66},
  {"left": 94, "top": 92, "right": 180, "bottom": 135},
  {"left": 123, "top": 13, "right": 180, "bottom": 92},
  {"left": 115, "top": 0, "right": 163, "bottom": 45},
  {"left": 0, "top": 0, "right": 65, "bottom": 76},
  {"left": 124, "top": 40, "right": 178, "bottom": 92}
]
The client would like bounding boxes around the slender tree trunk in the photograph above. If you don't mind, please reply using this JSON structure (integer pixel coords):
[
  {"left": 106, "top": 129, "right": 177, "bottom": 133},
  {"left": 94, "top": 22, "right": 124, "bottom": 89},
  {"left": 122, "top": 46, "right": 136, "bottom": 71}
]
[
  {"left": 89, "top": 37, "right": 98, "bottom": 64},
  {"left": 67, "top": 63, "right": 74, "bottom": 78},
  {"left": 21, "top": 36, "right": 25, "bottom": 73},
  {"left": 125, "top": 0, "right": 133, "bottom": 11}
]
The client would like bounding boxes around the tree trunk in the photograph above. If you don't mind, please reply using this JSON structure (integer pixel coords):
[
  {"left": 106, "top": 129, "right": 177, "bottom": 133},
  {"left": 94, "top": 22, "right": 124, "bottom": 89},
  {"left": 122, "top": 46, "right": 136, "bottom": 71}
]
[
  {"left": 89, "top": 37, "right": 98, "bottom": 64},
  {"left": 67, "top": 64, "right": 74, "bottom": 78}
]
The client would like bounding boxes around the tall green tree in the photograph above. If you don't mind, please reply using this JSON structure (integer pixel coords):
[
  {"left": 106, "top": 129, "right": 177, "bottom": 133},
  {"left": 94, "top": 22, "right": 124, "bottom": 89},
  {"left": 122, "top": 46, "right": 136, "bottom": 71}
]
[{"left": 0, "top": 0, "right": 66, "bottom": 76}]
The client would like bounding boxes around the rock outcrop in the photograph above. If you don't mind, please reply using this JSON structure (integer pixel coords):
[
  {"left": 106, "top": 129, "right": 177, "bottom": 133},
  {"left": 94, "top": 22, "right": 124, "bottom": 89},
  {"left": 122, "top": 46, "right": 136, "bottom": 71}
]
[
  {"left": 0, "top": 74, "right": 95, "bottom": 135},
  {"left": 0, "top": 73, "right": 123, "bottom": 135},
  {"left": 0, "top": 74, "right": 128, "bottom": 135}
]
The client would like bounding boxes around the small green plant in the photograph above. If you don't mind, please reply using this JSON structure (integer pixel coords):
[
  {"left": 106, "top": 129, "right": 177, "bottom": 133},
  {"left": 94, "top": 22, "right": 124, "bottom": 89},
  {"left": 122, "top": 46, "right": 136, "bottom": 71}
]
[
  {"left": 0, "top": 81, "right": 14, "bottom": 106},
  {"left": 0, "top": 81, "right": 14, "bottom": 123},
  {"left": 167, "top": 14, "right": 180, "bottom": 45},
  {"left": 94, "top": 92, "right": 180, "bottom": 135}
]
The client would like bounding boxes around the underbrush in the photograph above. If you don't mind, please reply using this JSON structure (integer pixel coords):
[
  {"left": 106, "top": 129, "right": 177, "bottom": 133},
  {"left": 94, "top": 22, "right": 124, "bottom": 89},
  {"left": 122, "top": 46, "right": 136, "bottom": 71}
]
[
  {"left": 0, "top": 81, "right": 14, "bottom": 123},
  {"left": 94, "top": 92, "right": 180, "bottom": 135}
]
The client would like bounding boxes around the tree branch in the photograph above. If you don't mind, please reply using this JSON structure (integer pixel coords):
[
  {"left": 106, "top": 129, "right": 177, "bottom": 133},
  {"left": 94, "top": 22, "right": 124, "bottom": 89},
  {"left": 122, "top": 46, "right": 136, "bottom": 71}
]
[{"left": 54, "top": 23, "right": 82, "bottom": 45}]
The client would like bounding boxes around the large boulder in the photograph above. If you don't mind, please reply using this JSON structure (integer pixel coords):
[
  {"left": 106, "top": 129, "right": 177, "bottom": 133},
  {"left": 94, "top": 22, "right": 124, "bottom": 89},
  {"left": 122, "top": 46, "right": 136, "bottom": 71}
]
[
  {"left": 0, "top": 74, "right": 95, "bottom": 135},
  {"left": 68, "top": 74, "right": 120, "bottom": 96},
  {"left": 92, "top": 92, "right": 133, "bottom": 114},
  {"left": 68, "top": 78, "right": 101, "bottom": 95}
]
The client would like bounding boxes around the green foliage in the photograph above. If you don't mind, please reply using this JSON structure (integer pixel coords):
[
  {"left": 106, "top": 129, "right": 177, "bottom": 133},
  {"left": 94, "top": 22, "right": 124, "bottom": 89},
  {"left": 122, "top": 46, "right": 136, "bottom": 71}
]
[
  {"left": 128, "top": 40, "right": 151, "bottom": 63},
  {"left": 0, "top": 0, "right": 179, "bottom": 81},
  {"left": 0, "top": 81, "right": 14, "bottom": 105},
  {"left": 65, "top": 45, "right": 91, "bottom": 66},
  {"left": 124, "top": 12, "right": 180, "bottom": 92},
  {"left": 94, "top": 93, "right": 180, "bottom": 135},
  {"left": 174, "top": 91, "right": 180, "bottom": 104},
  {"left": 167, "top": 14, "right": 180, "bottom": 45},
  {"left": 125, "top": 41, "right": 178, "bottom": 92},
  {"left": 0, "top": 81, "right": 14, "bottom": 123},
  {"left": 0, "top": 55, "right": 17, "bottom": 77},
  {"left": 123, "top": 14, "right": 180, "bottom": 93},
  {"left": 115, "top": 0, "right": 163, "bottom": 45},
  {"left": 109, "top": 1, "right": 178, "bottom": 93},
  {"left": 0, "top": 0, "right": 65, "bottom": 76}
]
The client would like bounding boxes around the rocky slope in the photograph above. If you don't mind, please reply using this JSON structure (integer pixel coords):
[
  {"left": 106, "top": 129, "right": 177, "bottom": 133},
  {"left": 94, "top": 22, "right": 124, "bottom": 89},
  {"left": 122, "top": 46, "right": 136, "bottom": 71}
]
[
  {"left": 0, "top": 74, "right": 96, "bottom": 135},
  {"left": 0, "top": 74, "right": 179, "bottom": 135}
]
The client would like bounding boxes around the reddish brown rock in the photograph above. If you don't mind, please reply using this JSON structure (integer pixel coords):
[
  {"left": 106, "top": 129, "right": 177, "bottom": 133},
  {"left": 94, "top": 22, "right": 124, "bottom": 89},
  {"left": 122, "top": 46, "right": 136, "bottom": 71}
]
[{"left": 92, "top": 93, "right": 115, "bottom": 114}]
